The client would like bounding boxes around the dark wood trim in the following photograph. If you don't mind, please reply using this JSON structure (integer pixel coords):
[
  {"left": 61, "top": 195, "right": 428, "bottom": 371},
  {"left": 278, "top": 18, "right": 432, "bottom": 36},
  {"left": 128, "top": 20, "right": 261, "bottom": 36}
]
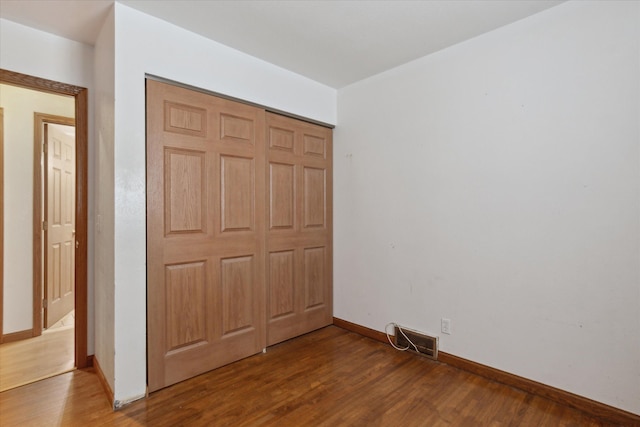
[
  {"left": 0, "top": 69, "right": 84, "bottom": 96},
  {"left": 0, "top": 69, "right": 88, "bottom": 370},
  {"left": 1, "top": 329, "right": 33, "bottom": 344},
  {"left": 33, "top": 113, "right": 76, "bottom": 339},
  {"left": 86, "top": 354, "right": 94, "bottom": 367},
  {"left": 333, "top": 317, "right": 640, "bottom": 426},
  {"left": 333, "top": 317, "right": 388, "bottom": 343},
  {"left": 0, "top": 107, "right": 3, "bottom": 340},
  {"left": 438, "top": 352, "right": 640, "bottom": 426},
  {"left": 74, "top": 88, "right": 89, "bottom": 369},
  {"left": 92, "top": 355, "right": 114, "bottom": 408}
]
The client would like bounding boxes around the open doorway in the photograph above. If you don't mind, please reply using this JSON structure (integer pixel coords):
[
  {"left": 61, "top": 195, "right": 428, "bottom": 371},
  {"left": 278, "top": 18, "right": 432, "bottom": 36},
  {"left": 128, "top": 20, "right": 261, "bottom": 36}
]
[{"left": 0, "top": 69, "right": 88, "bottom": 391}]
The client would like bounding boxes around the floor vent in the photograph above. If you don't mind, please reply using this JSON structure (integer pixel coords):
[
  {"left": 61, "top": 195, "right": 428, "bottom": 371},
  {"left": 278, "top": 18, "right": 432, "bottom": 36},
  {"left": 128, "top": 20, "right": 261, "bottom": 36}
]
[{"left": 395, "top": 326, "right": 438, "bottom": 360}]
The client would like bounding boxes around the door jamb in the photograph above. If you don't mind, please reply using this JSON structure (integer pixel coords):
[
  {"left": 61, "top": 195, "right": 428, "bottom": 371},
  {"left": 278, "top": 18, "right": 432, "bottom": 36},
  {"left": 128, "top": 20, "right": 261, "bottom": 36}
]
[
  {"left": 0, "top": 107, "right": 3, "bottom": 342},
  {"left": 0, "top": 69, "right": 89, "bottom": 368}
]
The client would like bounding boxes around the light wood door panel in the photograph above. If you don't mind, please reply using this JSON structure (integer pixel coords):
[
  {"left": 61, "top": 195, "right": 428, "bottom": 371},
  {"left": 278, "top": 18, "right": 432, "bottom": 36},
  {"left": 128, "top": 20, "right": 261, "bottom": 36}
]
[
  {"left": 147, "top": 80, "right": 265, "bottom": 392},
  {"left": 220, "top": 155, "right": 254, "bottom": 232},
  {"left": 221, "top": 255, "right": 255, "bottom": 334},
  {"left": 303, "top": 167, "right": 326, "bottom": 228},
  {"left": 165, "top": 261, "right": 207, "bottom": 351},
  {"left": 303, "top": 134, "right": 326, "bottom": 158},
  {"left": 269, "top": 126, "right": 295, "bottom": 152},
  {"left": 304, "top": 247, "right": 326, "bottom": 309},
  {"left": 44, "top": 124, "right": 75, "bottom": 328},
  {"left": 269, "top": 163, "right": 295, "bottom": 230},
  {"left": 268, "top": 250, "right": 295, "bottom": 320},
  {"left": 164, "top": 148, "right": 206, "bottom": 235},
  {"left": 266, "top": 113, "right": 332, "bottom": 346}
]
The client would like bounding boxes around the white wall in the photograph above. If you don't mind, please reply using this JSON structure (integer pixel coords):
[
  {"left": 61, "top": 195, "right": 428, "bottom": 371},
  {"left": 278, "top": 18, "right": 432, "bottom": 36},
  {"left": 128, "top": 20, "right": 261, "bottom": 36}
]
[
  {"left": 0, "top": 19, "right": 94, "bottom": 87},
  {"left": 0, "top": 20, "right": 95, "bottom": 353},
  {"left": 93, "top": 6, "right": 116, "bottom": 396},
  {"left": 0, "top": 84, "right": 74, "bottom": 333},
  {"left": 335, "top": 0, "right": 639, "bottom": 415},
  {"left": 108, "top": 3, "right": 336, "bottom": 405}
]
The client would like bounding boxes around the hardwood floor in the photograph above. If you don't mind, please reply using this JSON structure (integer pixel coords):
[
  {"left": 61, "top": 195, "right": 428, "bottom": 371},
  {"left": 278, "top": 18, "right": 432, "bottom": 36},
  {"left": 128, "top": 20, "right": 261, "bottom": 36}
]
[
  {"left": 0, "top": 326, "right": 612, "bottom": 426},
  {"left": 0, "top": 312, "right": 74, "bottom": 392}
]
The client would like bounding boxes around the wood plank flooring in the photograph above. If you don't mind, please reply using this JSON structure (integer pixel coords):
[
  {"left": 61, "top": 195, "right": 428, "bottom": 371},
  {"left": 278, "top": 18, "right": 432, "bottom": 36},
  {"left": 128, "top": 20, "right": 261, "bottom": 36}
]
[
  {"left": 0, "top": 326, "right": 611, "bottom": 426},
  {"left": 0, "top": 313, "right": 74, "bottom": 392}
]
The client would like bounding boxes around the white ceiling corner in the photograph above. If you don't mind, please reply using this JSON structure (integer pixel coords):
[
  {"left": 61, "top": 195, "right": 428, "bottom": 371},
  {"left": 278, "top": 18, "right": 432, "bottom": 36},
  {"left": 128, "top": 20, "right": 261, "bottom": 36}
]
[{"left": 0, "top": 0, "right": 565, "bottom": 88}]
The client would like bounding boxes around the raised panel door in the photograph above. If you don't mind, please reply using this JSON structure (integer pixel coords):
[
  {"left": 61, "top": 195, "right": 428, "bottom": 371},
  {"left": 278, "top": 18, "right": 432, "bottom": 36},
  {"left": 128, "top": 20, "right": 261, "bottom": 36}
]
[
  {"left": 147, "top": 80, "right": 265, "bottom": 392},
  {"left": 265, "top": 112, "right": 332, "bottom": 346},
  {"left": 44, "top": 123, "right": 75, "bottom": 328}
]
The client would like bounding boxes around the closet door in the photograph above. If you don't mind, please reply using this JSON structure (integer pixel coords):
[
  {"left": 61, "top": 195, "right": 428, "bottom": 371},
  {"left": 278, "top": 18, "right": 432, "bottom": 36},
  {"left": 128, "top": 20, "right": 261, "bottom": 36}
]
[
  {"left": 146, "top": 80, "right": 266, "bottom": 392},
  {"left": 266, "top": 112, "right": 332, "bottom": 345}
]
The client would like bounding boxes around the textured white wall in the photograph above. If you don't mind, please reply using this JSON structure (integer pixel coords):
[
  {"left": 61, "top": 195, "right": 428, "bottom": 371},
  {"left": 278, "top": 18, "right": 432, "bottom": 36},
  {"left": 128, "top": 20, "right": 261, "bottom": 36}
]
[
  {"left": 110, "top": 3, "right": 337, "bottom": 404},
  {"left": 0, "top": 19, "right": 95, "bottom": 353},
  {"left": 93, "top": 5, "right": 116, "bottom": 396},
  {"left": 335, "top": 1, "right": 639, "bottom": 415},
  {"left": 0, "top": 84, "right": 74, "bottom": 333}
]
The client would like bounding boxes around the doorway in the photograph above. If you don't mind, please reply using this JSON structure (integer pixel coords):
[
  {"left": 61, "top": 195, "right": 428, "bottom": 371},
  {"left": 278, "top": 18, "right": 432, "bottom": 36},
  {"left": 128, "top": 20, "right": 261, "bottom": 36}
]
[
  {"left": 0, "top": 108, "right": 77, "bottom": 391},
  {"left": 0, "top": 70, "right": 88, "bottom": 386}
]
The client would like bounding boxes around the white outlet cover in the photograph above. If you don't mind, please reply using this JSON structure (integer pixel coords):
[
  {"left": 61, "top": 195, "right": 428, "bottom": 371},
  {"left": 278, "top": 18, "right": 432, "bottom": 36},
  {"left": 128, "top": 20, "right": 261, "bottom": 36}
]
[{"left": 441, "top": 318, "right": 451, "bottom": 335}]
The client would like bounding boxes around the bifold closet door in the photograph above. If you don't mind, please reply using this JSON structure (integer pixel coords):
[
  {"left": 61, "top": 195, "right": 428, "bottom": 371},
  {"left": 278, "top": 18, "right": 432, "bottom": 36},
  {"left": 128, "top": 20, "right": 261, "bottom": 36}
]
[
  {"left": 146, "top": 80, "right": 266, "bottom": 392},
  {"left": 266, "top": 112, "right": 333, "bottom": 346}
]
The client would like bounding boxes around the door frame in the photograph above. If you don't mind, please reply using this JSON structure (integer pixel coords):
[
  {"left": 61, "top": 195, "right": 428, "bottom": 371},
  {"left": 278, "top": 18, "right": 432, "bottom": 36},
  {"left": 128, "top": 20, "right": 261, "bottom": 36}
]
[
  {"left": 0, "top": 69, "right": 89, "bottom": 369},
  {"left": 0, "top": 107, "right": 3, "bottom": 342},
  {"left": 35, "top": 114, "right": 76, "bottom": 334}
]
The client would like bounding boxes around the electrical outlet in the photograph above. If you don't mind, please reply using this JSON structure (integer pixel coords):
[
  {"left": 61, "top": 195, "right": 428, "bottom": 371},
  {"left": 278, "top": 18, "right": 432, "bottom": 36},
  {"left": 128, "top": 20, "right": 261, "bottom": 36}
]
[{"left": 441, "top": 318, "right": 451, "bottom": 335}]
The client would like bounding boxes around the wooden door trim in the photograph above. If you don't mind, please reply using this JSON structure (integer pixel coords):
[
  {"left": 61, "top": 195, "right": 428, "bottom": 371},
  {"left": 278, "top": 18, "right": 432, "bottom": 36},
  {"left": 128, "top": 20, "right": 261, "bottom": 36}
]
[
  {"left": 0, "top": 107, "right": 3, "bottom": 342},
  {"left": 34, "top": 113, "right": 75, "bottom": 337},
  {"left": 0, "top": 69, "right": 89, "bottom": 368}
]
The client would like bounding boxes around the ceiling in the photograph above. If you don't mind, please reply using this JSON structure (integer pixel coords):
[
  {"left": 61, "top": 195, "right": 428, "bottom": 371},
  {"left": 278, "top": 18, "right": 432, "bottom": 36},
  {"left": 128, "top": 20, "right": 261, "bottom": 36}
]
[{"left": 0, "top": 0, "right": 564, "bottom": 88}]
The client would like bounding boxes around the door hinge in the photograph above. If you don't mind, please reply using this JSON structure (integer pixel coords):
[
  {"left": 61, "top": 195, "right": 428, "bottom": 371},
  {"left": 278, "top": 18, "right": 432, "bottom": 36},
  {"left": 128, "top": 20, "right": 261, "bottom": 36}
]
[
  {"left": 42, "top": 299, "right": 48, "bottom": 308},
  {"left": 42, "top": 142, "right": 47, "bottom": 153},
  {"left": 42, "top": 220, "right": 47, "bottom": 231}
]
